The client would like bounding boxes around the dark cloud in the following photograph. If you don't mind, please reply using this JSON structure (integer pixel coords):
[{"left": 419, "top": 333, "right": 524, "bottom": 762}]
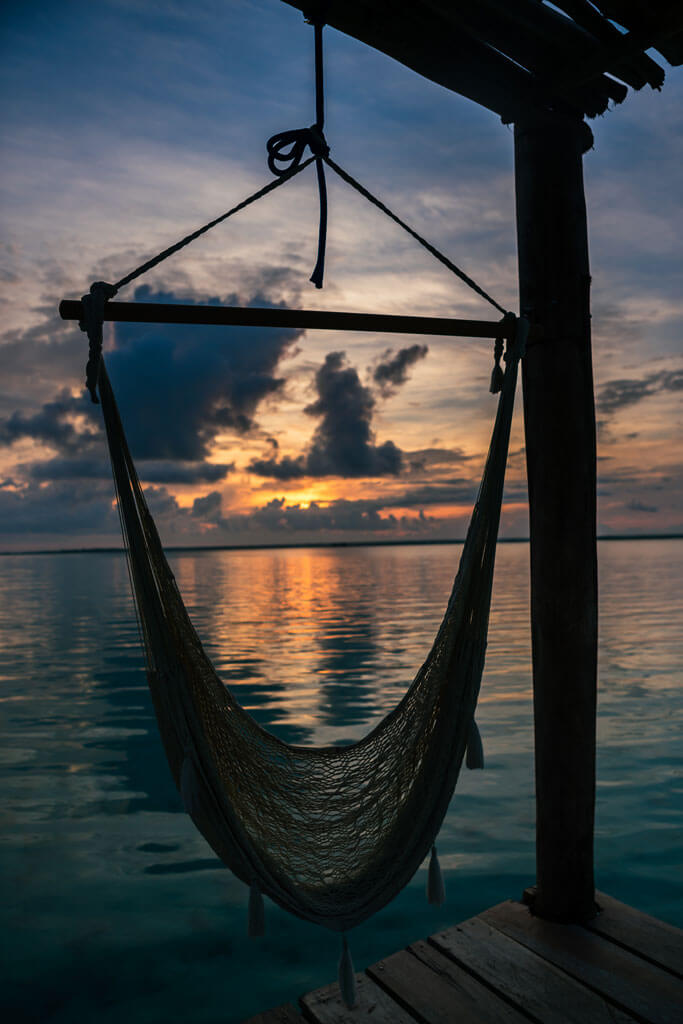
[
  {"left": 0, "top": 390, "right": 99, "bottom": 454},
  {"left": 192, "top": 493, "right": 429, "bottom": 535},
  {"left": 386, "top": 481, "right": 475, "bottom": 507},
  {"left": 27, "top": 457, "right": 232, "bottom": 484},
  {"left": 372, "top": 344, "right": 428, "bottom": 397},
  {"left": 106, "top": 285, "right": 304, "bottom": 460},
  {"left": 0, "top": 301, "right": 86, "bottom": 405},
  {"left": 0, "top": 285, "right": 299, "bottom": 490},
  {"left": 406, "top": 447, "right": 470, "bottom": 472},
  {"left": 0, "top": 478, "right": 118, "bottom": 536},
  {"left": 192, "top": 491, "right": 223, "bottom": 523},
  {"left": 626, "top": 499, "right": 658, "bottom": 514},
  {"left": 249, "top": 351, "right": 404, "bottom": 480},
  {"left": 248, "top": 454, "right": 308, "bottom": 480},
  {"left": 598, "top": 369, "right": 683, "bottom": 416}
]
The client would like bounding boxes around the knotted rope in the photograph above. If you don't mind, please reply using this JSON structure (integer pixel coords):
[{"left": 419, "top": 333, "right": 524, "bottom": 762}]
[
  {"left": 77, "top": 9, "right": 512, "bottom": 400},
  {"left": 80, "top": 281, "right": 117, "bottom": 403},
  {"left": 266, "top": 15, "right": 329, "bottom": 287},
  {"left": 322, "top": 155, "right": 507, "bottom": 316},
  {"left": 76, "top": 159, "right": 314, "bottom": 401}
]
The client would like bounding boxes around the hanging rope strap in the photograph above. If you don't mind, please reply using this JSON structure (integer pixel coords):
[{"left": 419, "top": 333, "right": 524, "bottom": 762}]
[
  {"left": 77, "top": 10, "right": 512, "bottom": 396},
  {"left": 80, "top": 281, "right": 117, "bottom": 403},
  {"left": 323, "top": 155, "right": 507, "bottom": 316},
  {"left": 266, "top": 16, "right": 329, "bottom": 287},
  {"left": 111, "top": 156, "right": 315, "bottom": 295},
  {"left": 76, "top": 159, "right": 314, "bottom": 401}
]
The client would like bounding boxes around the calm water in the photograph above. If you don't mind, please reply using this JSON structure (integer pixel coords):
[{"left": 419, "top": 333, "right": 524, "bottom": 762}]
[{"left": 1, "top": 540, "right": 681, "bottom": 1022}]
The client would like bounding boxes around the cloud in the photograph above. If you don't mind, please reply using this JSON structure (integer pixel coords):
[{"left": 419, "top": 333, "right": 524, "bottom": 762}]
[
  {"left": 27, "top": 456, "right": 232, "bottom": 484},
  {"left": 406, "top": 447, "right": 471, "bottom": 472},
  {"left": 372, "top": 344, "right": 428, "bottom": 397},
  {"left": 597, "top": 369, "right": 683, "bottom": 416},
  {"left": 626, "top": 499, "right": 658, "bottom": 514},
  {"left": 385, "top": 481, "right": 476, "bottom": 507},
  {"left": 0, "top": 390, "right": 99, "bottom": 454},
  {"left": 0, "top": 478, "right": 118, "bottom": 536},
  {"left": 0, "top": 285, "right": 299, "bottom": 489},
  {"left": 249, "top": 351, "right": 404, "bottom": 480},
  {"left": 192, "top": 493, "right": 430, "bottom": 535},
  {"left": 105, "top": 285, "right": 304, "bottom": 460}
]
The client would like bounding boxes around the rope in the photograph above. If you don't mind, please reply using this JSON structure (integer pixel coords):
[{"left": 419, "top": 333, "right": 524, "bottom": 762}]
[
  {"left": 265, "top": 19, "right": 329, "bottom": 287},
  {"left": 111, "top": 156, "right": 315, "bottom": 294},
  {"left": 323, "top": 155, "right": 507, "bottom": 316},
  {"left": 78, "top": 8, "right": 510, "bottom": 394}
]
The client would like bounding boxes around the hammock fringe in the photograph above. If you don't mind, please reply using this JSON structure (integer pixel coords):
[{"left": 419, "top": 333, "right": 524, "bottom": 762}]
[
  {"left": 427, "top": 845, "right": 446, "bottom": 906},
  {"left": 248, "top": 884, "right": 265, "bottom": 938},
  {"left": 465, "top": 719, "right": 485, "bottom": 770},
  {"left": 180, "top": 753, "right": 201, "bottom": 818},
  {"left": 338, "top": 935, "right": 357, "bottom": 1008}
]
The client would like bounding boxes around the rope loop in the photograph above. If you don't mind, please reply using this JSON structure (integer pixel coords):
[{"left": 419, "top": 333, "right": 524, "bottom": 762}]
[
  {"left": 79, "top": 281, "right": 117, "bottom": 404},
  {"left": 266, "top": 16, "right": 329, "bottom": 287},
  {"left": 266, "top": 125, "right": 329, "bottom": 177}
]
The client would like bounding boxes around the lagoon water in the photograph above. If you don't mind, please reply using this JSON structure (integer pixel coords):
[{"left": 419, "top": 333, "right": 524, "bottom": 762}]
[{"left": 1, "top": 539, "right": 681, "bottom": 1023}]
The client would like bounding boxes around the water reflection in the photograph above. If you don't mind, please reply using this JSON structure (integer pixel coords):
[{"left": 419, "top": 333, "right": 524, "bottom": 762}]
[{"left": 1, "top": 540, "right": 681, "bottom": 1024}]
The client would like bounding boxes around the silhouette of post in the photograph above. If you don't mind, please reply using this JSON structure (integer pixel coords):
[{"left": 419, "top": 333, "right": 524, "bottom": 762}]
[{"left": 514, "top": 113, "right": 598, "bottom": 923}]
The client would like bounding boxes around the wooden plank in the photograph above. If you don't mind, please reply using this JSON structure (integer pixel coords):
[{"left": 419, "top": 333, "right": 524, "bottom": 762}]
[
  {"left": 595, "top": 1, "right": 683, "bottom": 66},
  {"left": 366, "top": 942, "right": 530, "bottom": 1024},
  {"left": 242, "top": 1002, "right": 302, "bottom": 1024},
  {"left": 58, "top": 299, "right": 512, "bottom": 340},
  {"left": 482, "top": 900, "right": 683, "bottom": 1024},
  {"left": 430, "top": 914, "right": 637, "bottom": 1024},
  {"left": 591, "top": 892, "right": 683, "bottom": 979},
  {"left": 514, "top": 113, "right": 598, "bottom": 923},
  {"left": 300, "top": 971, "right": 418, "bottom": 1024},
  {"left": 427, "top": 0, "right": 642, "bottom": 100},
  {"left": 537, "top": 0, "right": 665, "bottom": 89},
  {"left": 281, "top": 0, "right": 563, "bottom": 123}
]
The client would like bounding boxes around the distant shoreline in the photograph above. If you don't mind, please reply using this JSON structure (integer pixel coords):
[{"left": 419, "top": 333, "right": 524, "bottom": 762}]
[{"left": 1, "top": 534, "right": 682, "bottom": 556}]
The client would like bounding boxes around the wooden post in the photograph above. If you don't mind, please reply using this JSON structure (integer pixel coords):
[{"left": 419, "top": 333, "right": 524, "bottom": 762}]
[{"left": 514, "top": 114, "right": 598, "bottom": 923}]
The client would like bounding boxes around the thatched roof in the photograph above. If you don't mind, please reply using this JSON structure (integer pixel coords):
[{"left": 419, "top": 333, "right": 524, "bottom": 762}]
[{"left": 283, "top": 1, "right": 682, "bottom": 121}]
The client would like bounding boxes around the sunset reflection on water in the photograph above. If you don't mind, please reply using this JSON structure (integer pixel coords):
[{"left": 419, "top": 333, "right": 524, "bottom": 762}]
[{"left": 0, "top": 539, "right": 681, "bottom": 1023}]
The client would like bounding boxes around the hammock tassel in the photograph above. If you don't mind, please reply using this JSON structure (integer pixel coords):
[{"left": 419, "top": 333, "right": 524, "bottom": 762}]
[
  {"left": 248, "top": 883, "right": 265, "bottom": 937},
  {"left": 180, "top": 752, "right": 201, "bottom": 818},
  {"left": 466, "top": 718, "right": 485, "bottom": 769},
  {"left": 490, "top": 335, "right": 505, "bottom": 394},
  {"left": 427, "top": 844, "right": 446, "bottom": 906},
  {"left": 338, "top": 934, "right": 357, "bottom": 1008}
]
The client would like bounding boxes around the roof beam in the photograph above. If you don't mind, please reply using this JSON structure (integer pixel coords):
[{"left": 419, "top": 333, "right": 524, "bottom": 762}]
[
  {"left": 281, "top": 0, "right": 572, "bottom": 123},
  {"left": 590, "top": 0, "right": 683, "bottom": 66},
  {"left": 426, "top": 0, "right": 659, "bottom": 93}
]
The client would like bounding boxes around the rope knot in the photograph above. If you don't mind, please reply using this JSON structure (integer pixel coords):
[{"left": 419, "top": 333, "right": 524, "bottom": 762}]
[
  {"left": 79, "top": 281, "right": 117, "bottom": 404},
  {"left": 266, "top": 125, "right": 328, "bottom": 177},
  {"left": 307, "top": 123, "right": 330, "bottom": 159},
  {"left": 265, "top": 17, "right": 329, "bottom": 288}
]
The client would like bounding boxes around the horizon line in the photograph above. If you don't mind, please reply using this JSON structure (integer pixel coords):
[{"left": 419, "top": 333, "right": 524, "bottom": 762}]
[{"left": 1, "top": 533, "right": 682, "bottom": 557}]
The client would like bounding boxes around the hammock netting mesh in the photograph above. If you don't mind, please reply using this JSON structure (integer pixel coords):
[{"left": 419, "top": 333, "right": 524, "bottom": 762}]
[{"left": 96, "top": 332, "right": 521, "bottom": 934}]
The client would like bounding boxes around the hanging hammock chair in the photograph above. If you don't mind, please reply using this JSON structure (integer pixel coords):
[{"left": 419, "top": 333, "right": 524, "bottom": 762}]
[
  {"left": 62, "top": 10, "right": 530, "bottom": 1003},
  {"left": 95, "top": 319, "right": 523, "bottom": 936}
]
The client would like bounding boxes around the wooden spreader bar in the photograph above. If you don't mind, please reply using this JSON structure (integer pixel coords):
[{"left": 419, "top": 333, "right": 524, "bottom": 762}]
[{"left": 59, "top": 299, "right": 515, "bottom": 339}]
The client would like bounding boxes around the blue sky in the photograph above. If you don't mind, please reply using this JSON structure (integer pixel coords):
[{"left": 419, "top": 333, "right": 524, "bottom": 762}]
[{"left": 1, "top": 0, "right": 681, "bottom": 549}]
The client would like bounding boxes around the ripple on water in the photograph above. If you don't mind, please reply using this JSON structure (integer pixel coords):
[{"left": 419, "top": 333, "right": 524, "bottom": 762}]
[{"left": 0, "top": 540, "right": 680, "bottom": 1023}]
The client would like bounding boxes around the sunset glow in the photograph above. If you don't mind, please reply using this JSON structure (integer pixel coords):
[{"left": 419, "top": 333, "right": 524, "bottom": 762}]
[{"left": 1, "top": 3, "right": 681, "bottom": 550}]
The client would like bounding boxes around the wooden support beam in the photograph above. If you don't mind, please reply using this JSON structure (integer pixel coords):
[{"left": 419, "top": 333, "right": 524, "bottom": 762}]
[
  {"left": 281, "top": 1, "right": 564, "bottom": 123},
  {"left": 514, "top": 114, "right": 598, "bottom": 923},
  {"left": 58, "top": 299, "right": 515, "bottom": 339}
]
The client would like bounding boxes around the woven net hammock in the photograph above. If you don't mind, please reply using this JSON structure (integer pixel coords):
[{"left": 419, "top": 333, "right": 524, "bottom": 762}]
[{"left": 96, "top": 322, "right": 523, "bottom": 936}]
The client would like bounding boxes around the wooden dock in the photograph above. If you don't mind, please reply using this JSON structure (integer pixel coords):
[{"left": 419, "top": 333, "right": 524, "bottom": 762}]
[{"left": 244, "top": 892, "right": 683, "bottom": 1024}]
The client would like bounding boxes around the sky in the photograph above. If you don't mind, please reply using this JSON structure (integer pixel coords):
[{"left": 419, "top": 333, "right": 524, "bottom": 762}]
[{"left": 1, "top": 0, "right": 681, "bottom": 551}]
